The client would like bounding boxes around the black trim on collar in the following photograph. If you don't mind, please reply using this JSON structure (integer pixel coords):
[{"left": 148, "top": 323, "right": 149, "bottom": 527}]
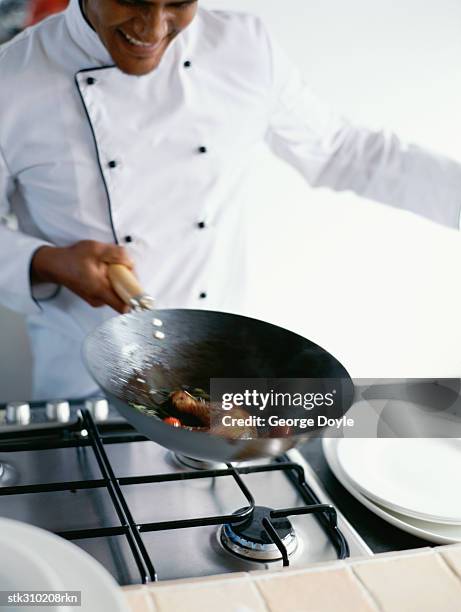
[
  {"left": 36, "top": 284, "right": 62, "bottom": 303},
  {"left": 79, "top": 0, "right": 96, "bottom": 33},
  {"left": 74, "top": 66, "right": 119, "bottom": 246}
]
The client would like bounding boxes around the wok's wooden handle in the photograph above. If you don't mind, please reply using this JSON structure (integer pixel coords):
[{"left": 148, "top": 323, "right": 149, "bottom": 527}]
[{"left": 108, "top": 264, "right": 146, "bottom": 305}]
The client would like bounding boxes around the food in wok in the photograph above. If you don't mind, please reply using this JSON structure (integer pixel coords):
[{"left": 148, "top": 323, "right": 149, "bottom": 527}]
[{"left": 130, "top": 387, "right": 260, "bottom": 440}]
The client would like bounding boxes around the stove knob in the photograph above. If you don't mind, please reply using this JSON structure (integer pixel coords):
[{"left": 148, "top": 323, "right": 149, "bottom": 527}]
[
  {"left": 84, "top": 398, "right": 109, "bottom": 422},
  {"left": 6, "top": 402, "right": 31, "bottom": 425},
  {"left": 46, "top": 400, "right": 71, "bottom": 423}
]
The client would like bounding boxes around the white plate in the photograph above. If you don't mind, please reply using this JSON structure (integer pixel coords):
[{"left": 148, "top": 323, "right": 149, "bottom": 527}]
[
  {"left": 335, "top": 438, "right": 461, "bottom": 524},
  {"left": 0, "top": 519, "right": 129, "bottom": 612},
  {"left": 0, "top": 538, "right": 62, "bottom": 590},
  {"left": 0, "top": 536, "right": 66, "bottom": 612},
  {"left": 323, "top": 438, "right": 461, "bottom": 545}
]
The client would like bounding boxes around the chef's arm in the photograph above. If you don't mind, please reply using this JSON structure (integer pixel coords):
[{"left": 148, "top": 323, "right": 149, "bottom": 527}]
[
  {"left": 0, "top": 145, "right": 132, "bottom": 315},
  {"left": 0, "top": 144, "right": 58, "bottom": 315},
  {"left": 264, "top": 37, "right": 461, "bottom": 230},
  {"left": 31, "top": 242, "right": 133, "bottom": 314}
]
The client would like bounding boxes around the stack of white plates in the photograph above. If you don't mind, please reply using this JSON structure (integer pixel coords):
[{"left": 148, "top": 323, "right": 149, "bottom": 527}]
[
  {"left": 322, "top": 437, "right": 461, "bottom": 544},
  {"left": 0, "top": 519, "right": 129, "bottom": 612}
]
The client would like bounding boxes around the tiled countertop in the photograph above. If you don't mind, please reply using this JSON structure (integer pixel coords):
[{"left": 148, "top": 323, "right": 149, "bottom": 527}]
[{"left": 122, "top": 544, "right": 461, "bottom": 612}]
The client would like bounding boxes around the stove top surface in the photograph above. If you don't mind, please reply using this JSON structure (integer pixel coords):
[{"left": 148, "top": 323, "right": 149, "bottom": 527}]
[{"left": 0, "top": 402, "right": 371, "bottom": 585}]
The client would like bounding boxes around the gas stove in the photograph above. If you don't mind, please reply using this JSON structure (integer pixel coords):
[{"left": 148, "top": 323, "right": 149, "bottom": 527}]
[{"left": 0, "top": 398, "right": 372, "bottom": 584}]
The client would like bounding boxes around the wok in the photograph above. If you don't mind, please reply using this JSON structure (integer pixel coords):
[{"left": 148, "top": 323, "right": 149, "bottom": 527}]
[
  {"left": 83, "top": 268, "right": 461, "bottom": 461},
  {"left": 82, "top": 268, "right": 354, "bottom": 462}
]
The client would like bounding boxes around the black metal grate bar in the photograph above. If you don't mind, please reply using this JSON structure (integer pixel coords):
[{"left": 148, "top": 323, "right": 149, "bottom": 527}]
[
  {"left": 272, "top": 504, "right": 337, "bottom": 520},
  {"left": 56, "top": 526, "right": 128, "bottom": 540},
  {"left": 80, "top": 410, "right": 157, "bottom": 583},
  {"left": 262, "top": 517, "right": 289, "bottom": 567},
  {"left": 275, "top": 455, "right": 350, "bottom": 559},
  {"left": 138, "top": 463, "right": 255, "bottom": 534},
  {"left": 230, "top": 462, "right": 306, "bottom": 483},
  {"left": 139, "top": 514, "right": 240, "bottom": 533},
  {"left": 119, "top": 468, "right": 246, "bottom": 486},
  {"left": 0, "top": 479, "right": 107, "bottom": 496}
]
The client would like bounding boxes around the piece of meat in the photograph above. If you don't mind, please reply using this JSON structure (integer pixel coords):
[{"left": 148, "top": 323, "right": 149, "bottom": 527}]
[
  {"left": 169, "top": 391, "right": 259, "bottom": 439},
  {"left": 169, "top": 390, "right": 211, "bottom": 427}
]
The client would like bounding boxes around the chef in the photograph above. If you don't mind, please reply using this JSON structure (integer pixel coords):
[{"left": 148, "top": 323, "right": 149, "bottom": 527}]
[{"left": 1, "top": 0, "right": 460, "bottom": 401}]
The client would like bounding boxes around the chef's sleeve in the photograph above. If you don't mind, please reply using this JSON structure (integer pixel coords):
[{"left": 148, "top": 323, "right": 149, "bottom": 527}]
[
  {"left": 264, "top": 34, "right": 461, "bottom": 230},
  {"left": 0, "top": 144, "right": 55, "bottom": 315}
]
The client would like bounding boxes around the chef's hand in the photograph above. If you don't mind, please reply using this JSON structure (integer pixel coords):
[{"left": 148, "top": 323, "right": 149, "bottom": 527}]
[{"left": 31, "top": 241, "right": 135, "bottom": 314}]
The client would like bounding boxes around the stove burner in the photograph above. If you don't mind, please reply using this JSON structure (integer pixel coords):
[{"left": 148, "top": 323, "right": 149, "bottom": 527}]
[
  {"left": 220, "top": 506, "right": 298, "bottom": 562},
  {"left": 173, "top": 453, "right": 228, "bottom": 471}
]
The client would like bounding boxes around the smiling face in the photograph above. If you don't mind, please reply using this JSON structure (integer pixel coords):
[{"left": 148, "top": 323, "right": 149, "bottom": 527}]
[{"left": 83, "top": 0, "right": 198, "bottom": 76}]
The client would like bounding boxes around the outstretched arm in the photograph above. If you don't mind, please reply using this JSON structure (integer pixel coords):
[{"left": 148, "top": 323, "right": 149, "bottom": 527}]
[{"left": 265, "top": 36, "right": 461, "bottom": 230}]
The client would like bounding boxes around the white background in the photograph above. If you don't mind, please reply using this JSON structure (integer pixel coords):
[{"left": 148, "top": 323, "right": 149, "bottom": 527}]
[{"left": 1, "top": 0, "right": 461, "bottom": 401}]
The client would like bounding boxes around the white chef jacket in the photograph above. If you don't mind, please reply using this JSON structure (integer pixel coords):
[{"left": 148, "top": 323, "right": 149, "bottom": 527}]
[{"left": 1, "top": 0, "right": 460, "bottom": 400}]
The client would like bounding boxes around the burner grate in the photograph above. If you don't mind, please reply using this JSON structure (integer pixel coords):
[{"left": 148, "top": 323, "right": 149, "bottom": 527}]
[{"left": 0, "top": 409, "right": 349, "bottom": 583}]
